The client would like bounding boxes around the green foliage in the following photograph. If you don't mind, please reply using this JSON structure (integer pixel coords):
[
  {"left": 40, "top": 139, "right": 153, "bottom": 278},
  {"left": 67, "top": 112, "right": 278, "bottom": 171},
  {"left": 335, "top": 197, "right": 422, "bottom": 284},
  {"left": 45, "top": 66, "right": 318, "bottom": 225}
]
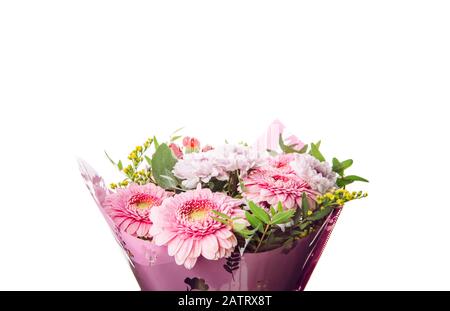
[
  {"left": 244, "top": 201, "right": 303, "bottom": 252},
  {"left": 211, "top": 210, "right": 231, "bottom": 220},
  {"left": 240, "top": 194, "right": 353, "bottom": 253},
  {"left": 332, "top": 157, "right": 368, "bottom": 188},
  {"left": 271, "top": 209, "right": 296, "bottom": 225},
  {"left": 306, "top": 206, "right": 333, "bottom": 221},
  {"left": 106, "top": 137, "right": 154, "bottom": 188},
  {"left": 245, "top": 211, "right": 264, "bottom": 233},
  {"left": 151, "top": 143, "right": 178, "bottom": 189},
  {"left": 316, "top": 189, "right": 368, "bottom": 208},
  {"left": 301, "top": 192, "right": 310, "bottom": 218},
  {"left": 248, "top": 201, "right": 270, "bottom": 224},
  {"left": 309, "top": 141, "right": 325, "bottom": 162}
]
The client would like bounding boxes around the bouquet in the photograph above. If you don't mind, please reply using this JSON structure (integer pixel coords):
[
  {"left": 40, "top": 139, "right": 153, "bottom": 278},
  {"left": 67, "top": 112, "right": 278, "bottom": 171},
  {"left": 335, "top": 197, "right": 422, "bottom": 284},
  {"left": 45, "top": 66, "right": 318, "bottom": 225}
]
[{"left": 79, "top": 121, "right": 368, "bottom": 291}]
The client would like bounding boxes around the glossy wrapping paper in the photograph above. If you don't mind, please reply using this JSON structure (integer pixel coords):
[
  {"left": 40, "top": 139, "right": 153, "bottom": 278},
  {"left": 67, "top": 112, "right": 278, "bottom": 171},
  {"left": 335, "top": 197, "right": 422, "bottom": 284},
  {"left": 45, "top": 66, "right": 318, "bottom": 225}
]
[{"left": 79, "top": 121, "right": 342, "bottom": 291}]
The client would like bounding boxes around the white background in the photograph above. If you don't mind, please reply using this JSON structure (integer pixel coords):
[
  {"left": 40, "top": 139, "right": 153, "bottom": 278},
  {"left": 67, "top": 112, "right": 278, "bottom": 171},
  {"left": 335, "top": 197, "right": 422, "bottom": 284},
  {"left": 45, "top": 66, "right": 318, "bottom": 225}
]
[{"left": 1, "top": 1, "right": 449, "bottom": 290}]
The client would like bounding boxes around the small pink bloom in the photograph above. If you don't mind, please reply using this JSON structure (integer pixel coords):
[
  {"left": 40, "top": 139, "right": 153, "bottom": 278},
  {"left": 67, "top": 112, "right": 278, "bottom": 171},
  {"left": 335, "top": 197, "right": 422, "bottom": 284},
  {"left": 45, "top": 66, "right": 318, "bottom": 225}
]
[
  {"left": 201, "top": 145, "right": 214, "bottom": 152},
  {"left": 149, "top": 188, "right": 243, "bottom": 269},
  {"left": 169, "top": 143, "right": 183, "bottom": 159},
  {"left": 105, "top": 183, "right": 171, "bottom": 237},
  {"left": 285, "top": 135, "right": 305, "bottom": 151},
  {"left": 183, "top": 136, "right": 200, "bottom": 149}
]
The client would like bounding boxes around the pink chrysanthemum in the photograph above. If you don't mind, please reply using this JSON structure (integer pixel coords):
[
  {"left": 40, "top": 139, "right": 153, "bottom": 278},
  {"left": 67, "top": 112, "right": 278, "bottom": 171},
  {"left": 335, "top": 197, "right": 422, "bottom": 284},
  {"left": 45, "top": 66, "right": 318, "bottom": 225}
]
[
  {"left": 267, "top": 154, "right": 296, "bottom": 171},
  {"left": 149, "top": 188, "right": 243, "bottom": 269},
  {"left": 105, "top": 183, "right": 171, "bottom": 238},
  {"left": 242, "top": 165, "right": 316, "bottom": 210}
]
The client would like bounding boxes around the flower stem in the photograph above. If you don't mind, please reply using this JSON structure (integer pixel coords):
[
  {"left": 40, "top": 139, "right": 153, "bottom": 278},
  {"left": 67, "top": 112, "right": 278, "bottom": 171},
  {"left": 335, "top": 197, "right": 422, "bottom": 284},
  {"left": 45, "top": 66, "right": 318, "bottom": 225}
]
[{"left": 255, "top": 224, "right": 270, "bottom": 252}]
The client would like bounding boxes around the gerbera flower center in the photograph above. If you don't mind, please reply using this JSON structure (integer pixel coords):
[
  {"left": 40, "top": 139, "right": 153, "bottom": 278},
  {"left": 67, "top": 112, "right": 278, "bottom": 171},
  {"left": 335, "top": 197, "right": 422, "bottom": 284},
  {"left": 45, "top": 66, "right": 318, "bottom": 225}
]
[
  {"left": 128, "top": 193, "right": 156, "bottom": 210},
  {"left": 179, "top": 199, "right": 216, "bottom": 222},
  {"left": 189, "top": 209, "right": 209, "bottom": 221}
]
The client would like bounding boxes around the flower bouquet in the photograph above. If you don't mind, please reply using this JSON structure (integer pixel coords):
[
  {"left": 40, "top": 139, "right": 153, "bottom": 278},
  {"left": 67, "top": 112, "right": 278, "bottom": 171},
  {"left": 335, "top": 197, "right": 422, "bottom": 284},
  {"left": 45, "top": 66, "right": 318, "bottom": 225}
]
[{"left": 78, "top": 121, "right": 368, "bottom": 291}]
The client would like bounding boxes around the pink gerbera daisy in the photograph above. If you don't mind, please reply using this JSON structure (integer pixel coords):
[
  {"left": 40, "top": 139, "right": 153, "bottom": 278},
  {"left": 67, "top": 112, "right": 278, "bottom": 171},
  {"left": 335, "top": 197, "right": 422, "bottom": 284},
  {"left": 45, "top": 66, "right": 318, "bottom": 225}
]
[
  {"left": 105, "top": 183, "right": 171, "bottom": 238},
  {"left": 242, "top": 165, "right": 316, "bottom": 210},
  {"left": 149, "top": 188, "right": 243, "bottom": 269}
]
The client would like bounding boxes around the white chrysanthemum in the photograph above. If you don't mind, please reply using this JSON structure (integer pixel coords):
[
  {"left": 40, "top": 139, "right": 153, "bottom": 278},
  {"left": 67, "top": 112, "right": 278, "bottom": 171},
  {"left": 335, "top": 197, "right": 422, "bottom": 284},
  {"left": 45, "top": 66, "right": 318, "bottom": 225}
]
[
  {"left": 173, "top": 152, "right": 222, "bottom": 189},
  {"left": 212, "top": 144, "right": 261, "bottom": 175},
  {"left": 173, "top": 144, "right": 261, "bottom": 189},
  {"left": 289, "top": 154, "right": 337, "bottom": 194}
]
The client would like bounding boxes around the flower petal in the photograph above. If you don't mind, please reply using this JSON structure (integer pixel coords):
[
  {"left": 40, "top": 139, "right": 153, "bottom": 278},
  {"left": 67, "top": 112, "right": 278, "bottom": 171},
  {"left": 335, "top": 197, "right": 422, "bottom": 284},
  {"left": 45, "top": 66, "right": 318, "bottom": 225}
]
[
  {"left": 184, "top": 257, "right": 198, "bottom": 270},
  {"left": 175, "top": 239, "right": 193, "bottom": 265},
  {"left": 201, "top": 235, "right": 219, "bottom": 260},
  {"left": 153, "top": 230, "right": 177, "bottom": 245},
  {"left": 168, "top": 237, "right": 183, "bottom": 256}
]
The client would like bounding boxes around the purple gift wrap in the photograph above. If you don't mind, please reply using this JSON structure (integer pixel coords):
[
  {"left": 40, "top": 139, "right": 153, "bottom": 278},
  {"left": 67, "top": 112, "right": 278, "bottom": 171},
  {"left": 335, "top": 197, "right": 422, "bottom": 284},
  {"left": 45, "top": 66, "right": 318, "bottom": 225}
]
[{"left": 79, "top": 159, "right": 342, "bottom": 291}]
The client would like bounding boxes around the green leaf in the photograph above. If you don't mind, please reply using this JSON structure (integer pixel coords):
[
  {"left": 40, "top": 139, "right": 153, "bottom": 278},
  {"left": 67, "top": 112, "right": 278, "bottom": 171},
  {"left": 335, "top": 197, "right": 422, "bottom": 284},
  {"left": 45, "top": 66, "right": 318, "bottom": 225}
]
[
  {"left": 277, "top": 201, "right": 283, "bottom": 213},
  {"left": 332, "top": 157, "right": 342, "bottom": 175},
  {"left": 306, "top": 206, "right": 333, "bottom": 221},
  {"left": 298, "top": 144, "right": 308, "bottom": 154},
  {"left": 151, "top": 143, "right": 178, "bottom": 189},
  {"left": 279, "top": 134, "right": 297, "bottom": 153},
  {"left": 340, "top": 159, "right": 354, "bottom": 170},
  {"left": 309, "top": 141, "right": 325, "bottom": 162},
  {"left": 232, "top": 222, "right": 247, "bottom": 231},
  {"left": 211, "top": 217, "right": 229, "bottom": 225},
  {"left": 239, "top": 180, "right": 247, "bottom": 192},
  {"left": 236, "top": 227, "right": 259, "bottom": 237},
  {"left": 293, "top": 206, "right": 302, "bottom": 225},
  {"left": 336, "top": 177, "right": 353, "bottom": 188},
  {"left": 299, "top": 221, "right": 311, "bottom": 230},
  {"left": 104, "top": 151, "right": 116, "bottom": 166},
  {"left": 170, "top": 126, "right": 184, "bottom": 135},
  {"left": 315, "top": 140, "right": 321, "bottom": 149},
  {"left": 159, "top": 175, "right": 177, "bottom": 188},
  {"left": 336, "top": 175, "right": 369, "bottom": 187},
  {"left": 279, "top": 134, "right": 308, "bottom": 154},
  {"left": 245, "top": 211, "right": 263, "bottom": 231},
  {"left": 333, "top": 158, "right": 354, "bottom": 176},
  {"left": 248, "top": 201, "right": 270, "bottom": 224},
  {"left": 144, "top": 155, "right": 152, "bottom": 166},
  {"left": 270, "top": 206, "right": 276, "bottom": 216},
  {"left": 271, "top": 209, "right": 295, "bottom": 225},
  {"left": 290, "top": 230, "right": 303, "bottom": 236},
  {"left": 153, "top": 136, "right": 160, "bottom": 150},
  {"left": 344, "top": 175, "right": 369, "bottom": 183},
  {"left": 170, "top": 135, "right": 182, "bottom": 142},
  {"left": 332, "top": 157, "right": 340, "bottom": 169},
  {"left": 211, "top": 210, "right": 231, "bottom": 220},
  {"left": 301, "top": 192, "right": 310, "bottom": 218},
  {"left": 117, "top": 160, "right": 123, "bottom": 171}
]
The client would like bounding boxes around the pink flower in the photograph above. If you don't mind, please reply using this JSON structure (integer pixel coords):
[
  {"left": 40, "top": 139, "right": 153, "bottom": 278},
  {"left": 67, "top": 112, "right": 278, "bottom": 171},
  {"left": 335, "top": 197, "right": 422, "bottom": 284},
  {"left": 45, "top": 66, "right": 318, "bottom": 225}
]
[
  {"left": 285, "top": 135, "right": 305, "bottom": 151},
  {"left": 149, "top": 188, "right": 243, "bottom": 269},
  {"left": 169, "top": 143, "right": 183, "bottom": 159},
  {"left": 242, "top": 165, "right": 316, "bottom": 210},
  {"left": 267, "top": 154, "right": 296, "bottom": 171},
  {"left": 105, "top": 183, "right": 171, "bottom": 237},
  {"left": 183, "top": 136, "right": 200, "bottom": 152},
  {"left": 201, "top": 145, "right": 214, "bottom": 152},
  {"left": 289, "top": 154, "right": 337, "bottom": 194}
]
